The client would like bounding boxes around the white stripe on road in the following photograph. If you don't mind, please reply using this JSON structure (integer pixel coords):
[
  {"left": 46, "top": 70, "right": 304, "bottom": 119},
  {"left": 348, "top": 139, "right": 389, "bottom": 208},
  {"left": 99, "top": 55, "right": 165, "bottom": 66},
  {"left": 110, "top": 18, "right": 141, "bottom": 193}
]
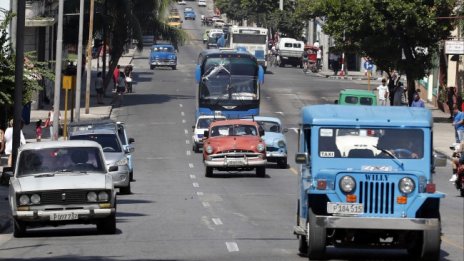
[
  {"left": 186, "top": 150, "right": 191, "bottom": 156},
  {"left": 181, "top": 111, "right": 185, "bottom": 116},
  {"left": 182, "top": 119, "right": 186, "bottom": 123},
  {"left": 179, "top": 104, "right": 183, "bottom": 108},
  {"left": 202, "top": 202, "right": 210, "bottom": 207},
  {"left": 189, "top": 163, "right": 194, "bottom": 168},
  {"left": 226, "top": 242, "right": 239, "bottom": 252},
  {"left": 190, "top": 174, "right": 196, "bottom": 179},
  {"left": 196, "top": 191, "right": 204, "bottom": 196},
  {"left": 184, "top": 129, "right": 188, "bottom": 135},
  {"left": 212, "top": 218, "right": 223, "bottom": 225},
  {"left": 193, "top": 182, "right": 199, "bottom": 188},
  {"left": 186, "top": 140, "right": 190, "bottom": 144}
]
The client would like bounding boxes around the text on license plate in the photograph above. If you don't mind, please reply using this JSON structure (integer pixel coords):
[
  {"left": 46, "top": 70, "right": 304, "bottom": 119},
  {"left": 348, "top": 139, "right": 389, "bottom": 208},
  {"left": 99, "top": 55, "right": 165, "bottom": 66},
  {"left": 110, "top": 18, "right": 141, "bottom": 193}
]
[
  {"left": 50, "top": 212, "right": 79, "bottom": 221},
  {"left": 327, "top": 202, "right": 364, "bottom": 215},
  {"left": 227, "top": 159, "right": 244, "bottom": 166}
]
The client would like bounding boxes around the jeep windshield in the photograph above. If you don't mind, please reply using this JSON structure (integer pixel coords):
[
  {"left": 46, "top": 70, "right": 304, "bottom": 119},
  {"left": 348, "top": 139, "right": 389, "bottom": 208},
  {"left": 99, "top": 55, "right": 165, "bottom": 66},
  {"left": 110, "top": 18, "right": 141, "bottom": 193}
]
[
  {"left": 317, "top": 128, "right": 424, "bottom": 159},
  {"left": 210, "top": 124, "right": 258, "bottom": 137},
  {"left": 17, "top": 147, "right": 106, "bottom": 176}
]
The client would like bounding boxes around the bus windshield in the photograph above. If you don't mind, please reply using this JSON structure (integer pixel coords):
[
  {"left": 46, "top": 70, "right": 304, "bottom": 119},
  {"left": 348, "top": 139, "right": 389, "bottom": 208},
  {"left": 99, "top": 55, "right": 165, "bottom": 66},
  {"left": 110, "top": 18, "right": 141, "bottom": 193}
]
[{"left": 232, "top": 34, "right": 266, "bottom": 44}]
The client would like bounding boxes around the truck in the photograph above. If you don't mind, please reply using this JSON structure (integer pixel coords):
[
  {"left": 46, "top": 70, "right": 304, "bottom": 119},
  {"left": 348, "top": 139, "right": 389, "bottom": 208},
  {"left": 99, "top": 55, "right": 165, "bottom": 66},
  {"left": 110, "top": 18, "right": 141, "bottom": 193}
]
[
  {"left": 293, "top": 104, "right": 445, "bottom": 261},
  {"left": 277, "top": 37, "right": 304, "bottom": 68}
]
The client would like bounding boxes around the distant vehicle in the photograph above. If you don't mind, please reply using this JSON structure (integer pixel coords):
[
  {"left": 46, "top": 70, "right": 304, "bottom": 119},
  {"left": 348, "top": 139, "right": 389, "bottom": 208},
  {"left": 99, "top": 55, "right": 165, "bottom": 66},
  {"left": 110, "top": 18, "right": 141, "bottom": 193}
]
[
  {"left": 229, "top": 26, "right": 268, "bottom": 72},
  {"left": 149, "top": 44, "right": 177, "bottom": 70},
  {"left": 276, "top": 37, "right": 304, "bottom": 67},
  {"left": 178, "top": 0, "right": 186, "bottom": 5},
  {"left": 169, "top": 8, "right": 180, "bottom": 15},
  {"left": 335, "top": 89, "right": 377, "bottom": 106},
  {"left": 167, "top": 14, "right": 182, "bottom": 29},
  {"left": 198, "top": 0, "right": 206, "bottom": 7},
  {"left": 184, "top": 7, "right": 193, "bottom": 12},
  {"left": 206, "top": 30, "right": 223, "bottom": 49},
  {"left": 202, "top": 119, "right": 267, "bottom": 177},
  {"left": 213, "top": 19, "right": 225, "bottom": 28},
  {"left": 203, "top": 29, "right": 210, "bottom": 43},
  {"left": 184, "top": 10, "right": 196, "bottom": 20},
  {"left": 191, "top": 114, "right": 226, "bottom": 153},
  {"left": 6, "top": 141, "right": 117, "bottom": 237}
]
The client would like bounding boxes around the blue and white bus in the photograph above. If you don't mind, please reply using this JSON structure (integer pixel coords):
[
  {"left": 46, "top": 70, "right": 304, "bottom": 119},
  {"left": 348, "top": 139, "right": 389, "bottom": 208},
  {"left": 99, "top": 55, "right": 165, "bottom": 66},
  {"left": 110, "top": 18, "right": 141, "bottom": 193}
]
[
  {"left": 195, "top": 48, "right": 265, "bottom": 119},
  {"left": 228, "top": 26, "right": 268, "bottom": 71}
]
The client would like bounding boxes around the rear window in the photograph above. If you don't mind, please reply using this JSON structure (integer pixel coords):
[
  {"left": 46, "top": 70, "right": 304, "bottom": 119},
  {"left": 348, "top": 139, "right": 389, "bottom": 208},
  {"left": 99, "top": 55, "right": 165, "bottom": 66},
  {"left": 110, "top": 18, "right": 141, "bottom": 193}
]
[{"left": 70, "top": 134, "right": 122, "bottom": 153}]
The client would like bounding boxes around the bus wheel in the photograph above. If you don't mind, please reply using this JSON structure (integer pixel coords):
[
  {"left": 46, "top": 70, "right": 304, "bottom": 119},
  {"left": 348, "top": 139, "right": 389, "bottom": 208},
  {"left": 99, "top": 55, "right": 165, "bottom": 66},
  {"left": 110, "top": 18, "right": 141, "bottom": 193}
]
[{"left": 307, "top": 208, "right": 326, "bottom": 260}]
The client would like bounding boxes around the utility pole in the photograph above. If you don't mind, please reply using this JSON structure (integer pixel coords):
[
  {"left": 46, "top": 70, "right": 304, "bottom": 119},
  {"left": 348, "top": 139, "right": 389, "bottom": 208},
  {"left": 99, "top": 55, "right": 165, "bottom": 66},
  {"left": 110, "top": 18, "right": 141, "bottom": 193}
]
[
  {"left": 75, "top": 0, "right": 85, "bottom": 122},
  {"left": 279, "top": 0, "right": 283, "bottom": 10},
  {"left": 52, "top": 0, "right": 64, "bottom": 140},
  {"left": 85, "top": 0, "right": 95, "bottom": 114},
  {"left": 12, "top": 0, "right": 25, "bottom": 167}
]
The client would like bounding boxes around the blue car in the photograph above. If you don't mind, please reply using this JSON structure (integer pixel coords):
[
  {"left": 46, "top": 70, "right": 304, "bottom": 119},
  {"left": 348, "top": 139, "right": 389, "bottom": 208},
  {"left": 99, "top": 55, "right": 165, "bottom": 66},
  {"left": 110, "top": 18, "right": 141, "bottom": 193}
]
[
  {"left": 184, "top": 10, "right": 196, "bottom": 20},
  {"left": 149, "top": 44, "right": 177, "bottom": 70}
]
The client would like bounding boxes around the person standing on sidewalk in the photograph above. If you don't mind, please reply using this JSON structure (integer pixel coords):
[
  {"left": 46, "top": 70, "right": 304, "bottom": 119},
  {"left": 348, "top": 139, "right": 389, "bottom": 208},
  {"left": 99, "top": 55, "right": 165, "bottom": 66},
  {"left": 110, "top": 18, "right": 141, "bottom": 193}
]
[
  {"left": 410, "top": 90, "right": 425, "bottom": 108},
  {"left": 4, "top": 119, "right": 26, "bottom": 167},
  {"left": 376, "top": 78, "right": 389, "bottom": 106},
  {"left": 453, "top": 106, "right": 464, "bottom": 142},
  {"left": 94, "top": 72, "right": 104, "bottom": 104},
  {"left": 448, "top": 87, "right": 458, "bottom": 119},
  {"left": 112, "top": 65, "right": 120, "bottom": 91}
]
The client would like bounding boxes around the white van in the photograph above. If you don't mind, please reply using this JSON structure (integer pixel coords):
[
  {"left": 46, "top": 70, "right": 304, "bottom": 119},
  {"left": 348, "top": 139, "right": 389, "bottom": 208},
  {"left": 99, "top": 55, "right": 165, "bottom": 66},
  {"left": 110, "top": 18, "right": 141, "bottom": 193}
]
[{"left": 277, "top": 37, "right": 304, "bottom": 67}]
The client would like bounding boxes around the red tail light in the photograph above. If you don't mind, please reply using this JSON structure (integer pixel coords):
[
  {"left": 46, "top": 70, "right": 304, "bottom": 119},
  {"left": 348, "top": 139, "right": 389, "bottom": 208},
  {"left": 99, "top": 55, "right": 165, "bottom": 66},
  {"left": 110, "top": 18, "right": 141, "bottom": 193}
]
[{"left": 426, "top": 183, "right": 436, "bottom": 193}]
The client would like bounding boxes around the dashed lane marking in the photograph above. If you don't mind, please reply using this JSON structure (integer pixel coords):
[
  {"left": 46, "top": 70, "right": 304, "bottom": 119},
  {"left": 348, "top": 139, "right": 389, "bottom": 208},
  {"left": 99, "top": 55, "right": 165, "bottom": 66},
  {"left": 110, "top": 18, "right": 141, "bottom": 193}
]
[
  {"left": 189, "top": 163, "right": 194, "bottom": 168},
  {"left": 181, "top": 111, "right": 185, "bottom": 116},
  {"left": 193, "top": 182, "right": 199, "bottom": 188},
  {"left": 202, "top": 202, "right": 210, "bottom": 208},
  {"left": 186, "top": 140, "right": 190, "bottom": 145},
  {"left": 179, "top": 104, "right": 183, "bottom": 108},
  {"left": 197, "top": 191, "right": 204, "bottom": 196},
  {"left": 190, "top": 174, "right": 196, "bottom": 179},
  {"left": 289, "top": 167, "right": 298, "bottom": 175},
  {"left": 212, "top": 218, "right": 223, "bottom": 225},
  {"left": 186, "top": 150, "right": 191, "bottom": 156},
  {"left": 184, "top": 129, "right": 189, "bottom": 135},
  {"left": 226, "top": 242, "right": 239, "bottom": 252},
  {"left": 182, "top": 119, "right": 186, "bottom": 123}
]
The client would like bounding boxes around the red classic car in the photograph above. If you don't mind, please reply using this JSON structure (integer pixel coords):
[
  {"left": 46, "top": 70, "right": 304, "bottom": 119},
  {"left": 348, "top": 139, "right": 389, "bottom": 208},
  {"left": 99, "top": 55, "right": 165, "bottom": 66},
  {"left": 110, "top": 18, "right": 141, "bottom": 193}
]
[{"left": 203, "top": 119, "right": 267, "bottom": 177}]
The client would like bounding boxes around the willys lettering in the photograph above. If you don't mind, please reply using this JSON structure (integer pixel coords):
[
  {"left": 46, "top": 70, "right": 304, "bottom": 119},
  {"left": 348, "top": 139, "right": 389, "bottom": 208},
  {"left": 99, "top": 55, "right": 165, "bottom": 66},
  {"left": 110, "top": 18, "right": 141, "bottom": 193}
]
[{"left": 364, "top": 174, "right": 388, "bottom": 181}]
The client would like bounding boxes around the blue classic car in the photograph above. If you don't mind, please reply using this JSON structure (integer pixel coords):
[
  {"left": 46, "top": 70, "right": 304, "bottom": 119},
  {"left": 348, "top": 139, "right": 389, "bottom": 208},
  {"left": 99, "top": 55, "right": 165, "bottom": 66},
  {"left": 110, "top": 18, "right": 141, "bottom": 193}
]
[
  {"left": 184, "top": 10, "right": 196, "bottom": 20},
  {"left": 149, "top": 44, "right": 177, "bottom": 70}
]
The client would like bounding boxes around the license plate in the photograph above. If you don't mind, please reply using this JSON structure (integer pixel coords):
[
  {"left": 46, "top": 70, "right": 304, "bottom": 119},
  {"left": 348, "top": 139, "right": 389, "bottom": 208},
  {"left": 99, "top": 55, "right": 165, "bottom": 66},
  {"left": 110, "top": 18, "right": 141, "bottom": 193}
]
[
  {"left": 49, "top": 212, "right": 79, "bottom": 221},
  {"left": 327, "top": 202, "right": 364, "bottom": 215},
  {"left": 227, "top": 159, "right": 245, "bottom": 166}
]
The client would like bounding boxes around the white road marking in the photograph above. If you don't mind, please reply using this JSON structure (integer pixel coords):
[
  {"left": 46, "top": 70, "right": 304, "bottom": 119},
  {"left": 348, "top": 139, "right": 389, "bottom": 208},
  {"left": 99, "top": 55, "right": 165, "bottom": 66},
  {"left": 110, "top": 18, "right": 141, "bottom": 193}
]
[
  {"left": 179, "top": 104, "right": 183, "bottom": 108},
  {"left": 190, "top": 174, "right": 196, "bottom": 179},
  {"left": 186, "top": 150, "right": 191, "bottom": 156},
  {"left": 184, "top": 129, "right": 189, "bottom": 135},
  {"left": 202, "top": 202, "right": 210, "bottom": 207},
  {"left": 182, "top": 119, "right": 186, "bottom": 123},
  {"left": 275, "top": 111, "right": 284, "bottom": 115},
  {"left": 193, "top": 182, "right": 199, "bottom": 188},
  {"left": 196, "top": 191, "right": 204, "bottom": 196},
  {"left": 212, "top": 218, "right": 223, "bottom": 225},
  {"left": 226, "top": 242, "right": 239, "bottom": 252},
  {"left": 181, "top": 111, "right": 185, "bottom": 116},
  {"left": 186, "top": 140, "right": 190, "bottom": 144},
  {"left": 189, "top": 163, "right": 194, "bottom": 168}
]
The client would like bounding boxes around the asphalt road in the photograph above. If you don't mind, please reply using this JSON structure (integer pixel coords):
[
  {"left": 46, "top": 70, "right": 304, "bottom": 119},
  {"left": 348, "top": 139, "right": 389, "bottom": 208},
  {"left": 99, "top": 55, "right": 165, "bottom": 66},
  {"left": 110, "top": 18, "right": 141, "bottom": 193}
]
[{"left": 0, "top": 3, "right": 463, "bottom": 261}]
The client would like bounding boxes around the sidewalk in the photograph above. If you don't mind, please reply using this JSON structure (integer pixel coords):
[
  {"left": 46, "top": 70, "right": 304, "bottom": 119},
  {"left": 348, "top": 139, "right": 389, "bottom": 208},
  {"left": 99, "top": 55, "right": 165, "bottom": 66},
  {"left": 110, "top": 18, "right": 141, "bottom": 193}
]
[{"left": 0, "top": 48, "right": 137, "bottom": 234}]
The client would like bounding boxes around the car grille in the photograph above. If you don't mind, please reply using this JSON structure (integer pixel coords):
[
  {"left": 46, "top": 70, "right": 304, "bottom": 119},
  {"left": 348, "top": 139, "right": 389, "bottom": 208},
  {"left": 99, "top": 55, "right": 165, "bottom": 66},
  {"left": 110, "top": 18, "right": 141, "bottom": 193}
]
[
  {"left": 358, "top": 181, "right": 395, "bottom": 214},
  {"left": 221, "top": 149, "right": 254, "bottom": 154},
  {"left": 40, "top": 190, "right": 88, "bottom": 205},
  {"left": 266, "top": 147, "right": 279, "bottom": 152}
]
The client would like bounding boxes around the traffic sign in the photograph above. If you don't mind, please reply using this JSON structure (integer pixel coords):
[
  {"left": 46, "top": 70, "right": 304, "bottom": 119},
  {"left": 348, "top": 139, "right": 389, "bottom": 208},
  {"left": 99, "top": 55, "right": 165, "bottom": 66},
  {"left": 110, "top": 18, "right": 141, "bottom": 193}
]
[
  {"left": 62, "top": 75, "right": 73, "bottom": 90},
  {"left": 364, "top": 60, "right": 374, "bottom": 71}
]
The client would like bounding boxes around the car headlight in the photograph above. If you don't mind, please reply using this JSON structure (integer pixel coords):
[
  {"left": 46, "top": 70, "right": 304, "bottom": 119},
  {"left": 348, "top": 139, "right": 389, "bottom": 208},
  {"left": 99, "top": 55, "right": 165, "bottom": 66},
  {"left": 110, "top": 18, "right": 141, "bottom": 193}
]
[
  {"left": 116, "top": 157, "right": 128, "bottom": 166},
  {"left": 170, "top": 55, "right": 176, "bottom": 59},
  {"left": 257, "top": 143, "right": 265, "bottom": 152},
  {"left": 206, "top": 145, "right": 213, "bottom": 154},
  {"left": 87, "top": 192, "right": 97, "bottom": 202},
  {"left": 30, "top": 194, "right": 41, "bottom": 204},
  {"left": 399, "top": 177, "right": 415, "bottom": 194},
  {"left": 19, "top": 195, "right": 30, "bottom": 205},
  {"left": 98, "top": 191, "right": 109, "bottom": 202},
  {"left": 339, "top": 175, "right": 356, "bottom": 193},
  {"left": 277, "top": 140, "right": 286, "bottom": 148}
]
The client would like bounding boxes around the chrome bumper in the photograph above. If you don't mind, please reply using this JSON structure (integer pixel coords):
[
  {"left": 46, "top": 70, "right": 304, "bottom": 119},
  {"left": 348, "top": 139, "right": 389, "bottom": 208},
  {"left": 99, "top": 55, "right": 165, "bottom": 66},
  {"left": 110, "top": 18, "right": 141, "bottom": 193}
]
[
  {"left": 316, "top": 216, "right": 440, "bottom": 231},
  {"left": 15, "top": 208, "right": 114, "bottom": 221},
  {"left": 204, "top": 157, "right": 267, "bottom": 168}
]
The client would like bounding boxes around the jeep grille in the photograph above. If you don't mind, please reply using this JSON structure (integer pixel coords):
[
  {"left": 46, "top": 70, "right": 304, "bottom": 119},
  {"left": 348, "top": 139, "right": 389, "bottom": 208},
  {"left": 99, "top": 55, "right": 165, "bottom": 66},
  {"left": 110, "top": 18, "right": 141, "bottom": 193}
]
[{"left": 359, "top": 181, "right": 395, "bottom": 214}]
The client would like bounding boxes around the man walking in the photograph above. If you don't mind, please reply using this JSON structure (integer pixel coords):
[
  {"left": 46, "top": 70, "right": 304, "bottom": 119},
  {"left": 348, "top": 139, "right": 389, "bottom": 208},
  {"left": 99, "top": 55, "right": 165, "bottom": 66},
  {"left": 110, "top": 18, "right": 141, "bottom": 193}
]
[{"left": 376, "top": 78, "right": 389, "bottom": 106}]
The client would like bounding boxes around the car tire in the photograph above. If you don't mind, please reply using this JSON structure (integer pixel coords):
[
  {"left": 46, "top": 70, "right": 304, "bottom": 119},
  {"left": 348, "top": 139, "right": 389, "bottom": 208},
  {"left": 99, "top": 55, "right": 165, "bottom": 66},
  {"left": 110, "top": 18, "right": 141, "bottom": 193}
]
[
  {"left": 150, "top": 65, "right": 154, "bottom": 70},
  {"left": 278, "top": 158, "right": 287, "bottom": 169},
  {"left": 256, "top": 166, "right": 265, "bottom": 177},
  {"left": 13, "top": 219, "right": 26, "bottom": 238},
  {"left": 307, "top": 208, "right": 326, "bottom": 260},
  {"left": 205, "top": 166, "right": 213, "bottom": 177},
  {"left": 97, "top": 213, "right": 117, "bottom": 234},
  {"left": 193, "top": 144, "right": 200, "bottom": 153},
  {"left": 129, "top": 171, "right": 134, "bottom": 181},
  {"left": 119, "top": 182, "right": 131, "bottom": 195},
  {"left": 172, "top": 66, "right": 177, "bottom": 70}
]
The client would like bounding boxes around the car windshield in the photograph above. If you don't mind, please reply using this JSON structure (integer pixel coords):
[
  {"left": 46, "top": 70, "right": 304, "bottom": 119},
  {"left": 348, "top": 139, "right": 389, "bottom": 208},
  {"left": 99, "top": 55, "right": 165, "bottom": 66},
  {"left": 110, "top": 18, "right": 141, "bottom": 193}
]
[
  {"left": 210, "top": 124, "right": 258, "bottom": 137},
  {"left": 152, "top": 46, "right": 174, "bottom": 53},
  {"left": 70, "top": 134, "right": 122, "bottom": 153},
  {"left": 257, "top": 121, "right": 280, "bottom": 132},
  {"left": 317, "top": 128, "right": 424, "bottom": 159},
  {"left": 17, "top": 147, "right": 106, "bottom": 176}
]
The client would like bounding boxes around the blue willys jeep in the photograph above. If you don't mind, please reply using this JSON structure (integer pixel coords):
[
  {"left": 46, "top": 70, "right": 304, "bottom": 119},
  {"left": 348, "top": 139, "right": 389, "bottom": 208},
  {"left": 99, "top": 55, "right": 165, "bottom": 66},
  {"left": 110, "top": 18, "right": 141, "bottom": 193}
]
[{"left": 293, "top": 105, "right": 445, "bottom": 260}]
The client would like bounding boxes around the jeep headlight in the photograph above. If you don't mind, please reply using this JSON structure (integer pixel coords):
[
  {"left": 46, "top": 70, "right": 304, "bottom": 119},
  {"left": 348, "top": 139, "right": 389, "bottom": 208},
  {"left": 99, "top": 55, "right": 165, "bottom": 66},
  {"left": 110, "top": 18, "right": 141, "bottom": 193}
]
[
  {"left": 30, "top": 194, "right": 41, "bottom": 204},
  {"left": 98, "top": 191, "right": 109, "bottom": 202},
  {"left": 206, "top": 145, "right": 213, "bottom": 154},
  {"left": 87, "top": 192, "right": 97, "bottom": 202},
  {"left": 19, "top": 195, "right": 30, "bottom": 205},
  {"left": 340, "top": 175, "right": 356, "bottom": 193},
  {"left": 116, "top": 157, "right": 128, "bottom": 166},
  {"left": 257, "top": 143, "right": 265, "bottom": 152},
  {"left": 277, "top": 140, "right": 286, "bottom": 148},
  {"left": 399, "top": 177, "right": 415, "bottom": 194}
]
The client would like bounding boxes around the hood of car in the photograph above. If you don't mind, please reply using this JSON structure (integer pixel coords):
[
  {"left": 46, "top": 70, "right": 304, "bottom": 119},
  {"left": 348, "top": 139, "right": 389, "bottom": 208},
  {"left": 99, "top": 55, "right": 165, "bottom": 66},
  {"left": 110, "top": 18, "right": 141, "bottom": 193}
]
[
  {"left": 104, "top": 152, "right": 126, "bottom": 164},
  {"left": 150, "top": 52, "right": 176, "bottom": 60},
  {"left": 262, "top": 132, "right": 286, "bottom": 147},
  {"left": 15, "top": 174, "right": 108, "bottom": 192},
  {"left": 205, "top": 136, "right": 263, "bottom": 152}
]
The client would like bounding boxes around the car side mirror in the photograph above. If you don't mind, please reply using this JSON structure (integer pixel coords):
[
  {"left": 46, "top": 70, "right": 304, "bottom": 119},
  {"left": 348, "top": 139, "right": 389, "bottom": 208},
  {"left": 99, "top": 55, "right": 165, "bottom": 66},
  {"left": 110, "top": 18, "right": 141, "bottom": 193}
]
[
  {"left": 192, "top": 125, "right": 196, "bottom": 130},
  {"left": 295, "top": 153, "right": 308, "bottom": 164},
  {"left": 259, "top": 129, "right": 265, "bottom": 137},
  {"left": 433, "top": 153, "right": 447, "bottom": 167},
  {"left": 204, "top": 130, "right": 209, "bottom": 138},
  {"left": 108, "top": 166, "right": 118, "bottom": 172},
  {"left": 283, "top": 128, "right": 288, "bottom": 133},
  {"left": 125, "top": 146, "right": 135, "bottom": 154},
  {"left": 129, "top": 137, "right": 135, "bottom": 144}
]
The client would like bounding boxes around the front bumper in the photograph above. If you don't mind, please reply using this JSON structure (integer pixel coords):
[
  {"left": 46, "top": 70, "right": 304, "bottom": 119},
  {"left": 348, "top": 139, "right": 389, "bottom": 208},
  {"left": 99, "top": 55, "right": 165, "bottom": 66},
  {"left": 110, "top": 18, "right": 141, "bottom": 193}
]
[
  {"left": 150, "top": 60, "right": 177, "bottom": 66},
  {"left": 265, "top": 149, "right": 287, "bottom": 161},
  {"left": 204, "top": 153, "right": 267, "bottom": 168},
  {"left": 108, "top": 165, "right": 130, "bottom": 188},
  {"left": 14, "top": 208, "right": 115, "bottom": 222}
]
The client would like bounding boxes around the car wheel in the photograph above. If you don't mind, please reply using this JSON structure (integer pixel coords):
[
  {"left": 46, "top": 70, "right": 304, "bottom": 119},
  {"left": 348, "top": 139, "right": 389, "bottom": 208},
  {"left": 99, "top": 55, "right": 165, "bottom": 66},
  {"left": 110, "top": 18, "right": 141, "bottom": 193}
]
[
  {"left": 150, "top": 65, "right": 154, "bottom": 70},
  {"left": 129, "top": 171, "right": 134, "bottom": 181},
  {"left": 307, "top": 208, "right": 326, "bottom": 260},
  {"left": 278, "top": 158, "right": 287, "bottom": 169},
  {"left": 172, "top": 66, "right": 177, "bottom": 70},
  {"left": 13, "top": 219, "right": 26, "bottom": 238},
  {"left": 119, "top": 182, "right": 131, "bottom": 195},
  {"left": 97, "top": 213, "right": 117, "bottom": 234},
  {"left": 205, "top": 166, "right": 213, "bottom": 177},
  {"left": 193, "top": 144, "right": 200, "bottom": 153},
  {"left": 256, "top": 166, "right": 265, "bottom": 177}
]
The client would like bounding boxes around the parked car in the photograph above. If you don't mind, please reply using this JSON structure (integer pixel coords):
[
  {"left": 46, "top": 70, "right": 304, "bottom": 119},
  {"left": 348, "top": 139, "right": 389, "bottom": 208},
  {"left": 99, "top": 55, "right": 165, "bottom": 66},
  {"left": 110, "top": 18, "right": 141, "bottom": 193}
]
[
  {"left": 198, "top": 0, "right": 206, "bottom": 7},
  {"left": 213, "top": 19, "right": 225, "bottom": 28},
  {"left": 192, "top": 114, "right": 226, "bottom": 153},
  {"left": 178, "top": 0, "right": 187, "bottom": 5},
  {"left": 184, "top": 7, "right": 193, "bottom": 12},
  {"left": 69, "top": 128, "right": 132, "bottom": 194},
  {"left": 335, "top": 89, "right": 377, "bottom": 106},
  {"left": 248, "top": 116, "right": 288, "bottom": 168},
  {"left": 202, "top": 119, "right": 267, "bottom": 177},
  {"left": 6, "top": 141, "right": 117, "bottom": 237},
  {"left": 149, "top": 44, "right": 177, "bottom": 70},
  {"left": 184, "top": 10, "right": 196, "bottom": 20}
]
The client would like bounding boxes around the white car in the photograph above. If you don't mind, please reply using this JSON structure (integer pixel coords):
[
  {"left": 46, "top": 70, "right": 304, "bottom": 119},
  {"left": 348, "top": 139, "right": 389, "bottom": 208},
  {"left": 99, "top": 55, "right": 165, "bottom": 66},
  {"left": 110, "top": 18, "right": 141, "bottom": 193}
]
[
  {"left": 213, "top": 19, "right": 225, "bottom": 28},
  {"left": 6, "top": 141, "right": 117, "bottom": 237},
  {"left": 192, "top": 115, "right": 226, "bottom": 153},
  {"left": 178, "top": 0, "right": 187, "bottom": 5},
  {"left": 198, "top": 0, "right": 206, "bottom": 7}
]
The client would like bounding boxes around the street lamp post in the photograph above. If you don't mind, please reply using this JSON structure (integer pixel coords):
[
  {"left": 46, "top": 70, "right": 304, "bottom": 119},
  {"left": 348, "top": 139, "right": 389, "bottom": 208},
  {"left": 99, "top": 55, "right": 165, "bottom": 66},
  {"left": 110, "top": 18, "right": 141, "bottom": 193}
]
[
  {"left": 85, "top": 0, "right": 95, "bottom": 114},
  {"left": 74, "top": 0, "right": 85, "bottom": 122},
  {"left": 52, "top": 0, "right": 64, "bottom": 140}
]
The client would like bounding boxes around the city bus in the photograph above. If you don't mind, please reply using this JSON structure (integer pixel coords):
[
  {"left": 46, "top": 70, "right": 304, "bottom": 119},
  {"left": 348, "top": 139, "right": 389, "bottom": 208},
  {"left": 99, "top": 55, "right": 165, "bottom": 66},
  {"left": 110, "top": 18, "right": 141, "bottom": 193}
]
[
  {"left": 228, "top": 26, "right": 268, "bottom": 71},
  {"left": 195, "top": 48, "right": 264, "bottom": 119}
]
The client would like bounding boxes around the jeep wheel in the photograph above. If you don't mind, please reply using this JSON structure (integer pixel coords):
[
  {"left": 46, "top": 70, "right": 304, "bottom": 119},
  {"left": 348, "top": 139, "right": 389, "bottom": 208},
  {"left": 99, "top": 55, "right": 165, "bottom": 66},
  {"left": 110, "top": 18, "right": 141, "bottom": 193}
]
[
  {"left": 13, "top": 219, "right": 26, "bottom": 238},
  {"left": 307, "top": 208, "right": 326, "bottom": 260},
  {"left": 97, "top": 213, "right": 117, "bottom": 234},
  {"left": 256, "top": 166, "right": 265, "bottom": 177},
  {"left": 298, "top": 235, "right": 308, "bottom": 256},
  {"left": 119, "top": 182, "right": 131, "bottom": 195},
  {"left": 408, "top": 226, "right": 441, "bottom": 261},
  {"left": 205, "top": 166, "right": 213, "bottom": 177}
]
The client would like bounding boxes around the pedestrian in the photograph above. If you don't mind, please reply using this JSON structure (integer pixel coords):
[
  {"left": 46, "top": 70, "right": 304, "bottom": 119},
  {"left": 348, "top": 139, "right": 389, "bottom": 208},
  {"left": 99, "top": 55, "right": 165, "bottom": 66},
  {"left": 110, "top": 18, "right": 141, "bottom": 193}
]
[
  {"left": 393, "top": 82, "right": 406, "bottom": 106},
  {"left": 4, "top": 119, "right": 26, "bottom": 167},
  {"left": 36, "top": 120, "right": 43, "bottom": 142},
  {"left": 125, "top": 65, "right": 133, "bottom": 93},
  {"left": 47, "top": 105, "right": 61, "bottom": 140},
  {"left": 410, "top": 91, "right": 425, "bottom": 108},
  {"left": 94, "top": 72, "right": 104, "bottom": 104},
  {"left": 376, "top": 78, "right": 389, "bottom": 106},
  {"left": 387, "top": 73, "right": 398, "bottom": 105},
  {"left": 113, "top": 65, "right": 120, "bottom": 91},
  {"left": 113, "top": 70, "right": 126, "bottom": 107},
  {"left": 453, "top": 106, "right": 464, "bottom": 142},
  {"left": 330, "top": 53, "right": 340, "bottom": 75},
  {"left": 447, "top": 87, "right": 457, "bottom": 119},
  {"left": 0, "top": 128, "right": 4, "bottom": 156},
  {"left": 316, "top": 47, "right": 322, "bottom": 70}
]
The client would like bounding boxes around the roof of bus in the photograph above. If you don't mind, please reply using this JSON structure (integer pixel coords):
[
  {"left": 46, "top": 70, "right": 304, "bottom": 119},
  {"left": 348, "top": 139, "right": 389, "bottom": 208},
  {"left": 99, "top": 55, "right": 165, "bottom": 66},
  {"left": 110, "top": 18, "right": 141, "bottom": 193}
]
[
  {"left": 198, "top": 49, "right": 256, "bottom": 63},
  {"left": 301, "top": 104, "right": 432, "bottom": 128}
]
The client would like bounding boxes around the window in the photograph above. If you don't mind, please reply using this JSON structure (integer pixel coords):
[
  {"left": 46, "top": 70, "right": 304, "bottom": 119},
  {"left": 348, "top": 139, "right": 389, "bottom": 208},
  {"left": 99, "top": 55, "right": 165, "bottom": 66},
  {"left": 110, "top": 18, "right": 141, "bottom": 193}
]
[{"left": 70, "top": 134, "right": 122, "bottom": 153}]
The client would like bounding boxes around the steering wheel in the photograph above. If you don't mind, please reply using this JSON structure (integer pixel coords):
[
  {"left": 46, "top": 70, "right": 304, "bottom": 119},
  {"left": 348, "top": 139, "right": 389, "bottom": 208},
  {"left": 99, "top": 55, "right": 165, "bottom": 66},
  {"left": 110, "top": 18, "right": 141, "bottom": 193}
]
[
  {"left": 102, "top": 147, "right": 116, "bottom": 152},
  {"left": 392, "top": 148, "right": 415, "bottom": 158}
]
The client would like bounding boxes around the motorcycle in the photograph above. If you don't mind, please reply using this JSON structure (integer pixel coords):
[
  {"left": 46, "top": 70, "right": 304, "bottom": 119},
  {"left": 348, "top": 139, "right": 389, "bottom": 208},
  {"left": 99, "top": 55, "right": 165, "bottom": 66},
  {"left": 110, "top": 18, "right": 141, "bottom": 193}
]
[{"left": 450, "top": 144, "right": 464, "bottom": 197}]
